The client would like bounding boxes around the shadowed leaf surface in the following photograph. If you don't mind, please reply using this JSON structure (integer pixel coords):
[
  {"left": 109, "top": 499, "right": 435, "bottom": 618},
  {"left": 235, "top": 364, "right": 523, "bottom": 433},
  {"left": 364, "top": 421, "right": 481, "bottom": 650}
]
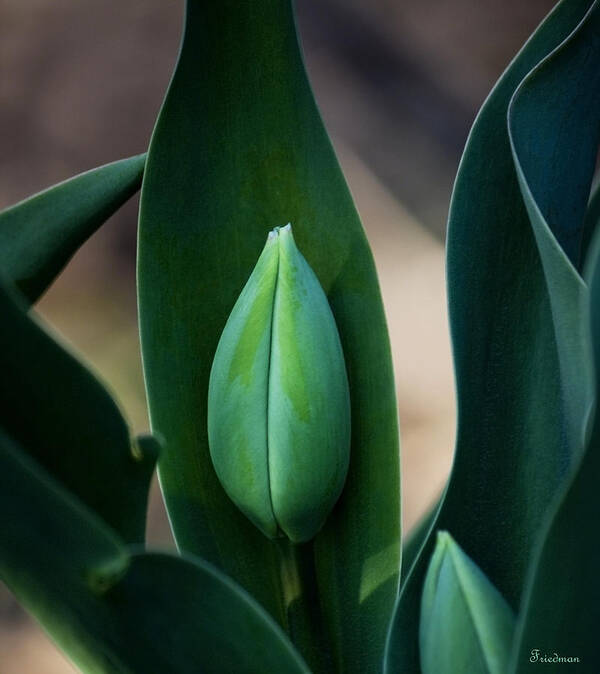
[
  {"left": 0, "top": 429, "right": 309, "bottom": 674},
  {"left": 510, "top": 218, "right": 600, "bottom": 671},
  {"left": 401, "top": 498, "right": 440, "bottom": 586},
  {"left": 138, "top": 1, "right": 400, "bottom": 670},
  {"left": 580, "top": 181, "right": 600, "bottom": 269},
  {"left": 0, "top": 281, "right": 157, "bottom": 543},
  {"left": 386, "top": 1, "right": 599, "bottom": 670}
]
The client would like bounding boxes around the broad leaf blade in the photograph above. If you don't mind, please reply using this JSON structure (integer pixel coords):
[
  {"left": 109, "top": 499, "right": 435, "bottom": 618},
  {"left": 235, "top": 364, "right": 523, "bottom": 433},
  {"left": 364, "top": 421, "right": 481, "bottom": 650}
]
[
  {"left": 509, "top": 199, "right": 600, "bottom": 671},
  {"left": 0, "top": 431, "right": 309, "bottom": 674},
  {"left": 508, "top": 1, "right": 600, "bottom": 451},
  {"left": 580, "top": 181, "right": 600, "bottom": 269},
  {"left": 0, "top": 280, "right": 157, "bottom": 543},
  {"left": 420, "top": 532, "right": 515, "bottom": 674},
  {"left": 385, "top": 1, "right": 598, "bottom": 670},
  {"left": 0, "top": 154, "right": 145, "bottom": 302},
  {"left": 138, "top": 1, "right": 399, "bottom": 669}
]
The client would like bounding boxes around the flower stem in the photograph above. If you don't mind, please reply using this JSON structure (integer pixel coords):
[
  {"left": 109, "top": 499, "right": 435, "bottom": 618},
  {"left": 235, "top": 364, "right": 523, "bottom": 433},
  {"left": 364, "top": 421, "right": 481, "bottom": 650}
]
[{"left": 276, "top": 538, "right": 334, "bottom": 673}]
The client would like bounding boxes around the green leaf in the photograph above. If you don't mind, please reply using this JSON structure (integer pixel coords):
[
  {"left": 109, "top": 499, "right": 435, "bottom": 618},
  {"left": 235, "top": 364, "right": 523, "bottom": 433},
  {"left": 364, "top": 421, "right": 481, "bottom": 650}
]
[
  {"left": 138, "top": 1, "right": 399, "bottom": 670},
  {"left": 580, "top": 180, "right": 600, "bottom": 270},
  {"left": 0, "top": 154, "right": 145, "bottom": 303},
  {"left": 0, "top": 429, "right": 309, "bottom": 674},
  {"left": 401, "top": 498, "right": 441, "bottom": 586},
  {"left": 508, "top": 205, "right": 600, "bottom": 671},
  {"left": 420, "top": 532, "right": 515, "bottom": 674},
  {"left": 508, "top": 1, "right": 600, "bottom": 448},
  {"left": 385, "top": 1, "right": 598, "bottom": 670},
  {"left": 0, "top": 281, "right": 157, "bottom": 543}
]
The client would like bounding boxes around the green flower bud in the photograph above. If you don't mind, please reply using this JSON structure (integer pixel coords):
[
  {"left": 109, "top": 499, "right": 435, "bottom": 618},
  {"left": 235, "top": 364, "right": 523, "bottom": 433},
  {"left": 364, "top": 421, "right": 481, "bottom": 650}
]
[
  {"left": 207, "top": 224, "right": 351, "bottom": 543},
  {"left": 420, "top": 531, "right": 515, "bottom": 674}
]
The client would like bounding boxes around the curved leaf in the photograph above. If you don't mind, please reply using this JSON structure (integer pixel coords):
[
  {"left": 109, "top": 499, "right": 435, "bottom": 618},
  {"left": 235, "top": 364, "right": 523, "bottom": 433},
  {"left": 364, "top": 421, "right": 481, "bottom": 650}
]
[
  {"left": 0, "top": 429, "right": 309, "bottom": 674},
  {"left": 385, "top": 1, "right": 598, "bottom": 670},
  {"left": 508, "top": 0, "right": 600, "bottom": 448},
  {"left": 401, "top": 497, "right": 441, "bottom": 586},
  {"left": 0, "top": 154, "right": 145, "bottom": 303},
  {"left": 580, "top": 180, "right": 600, "bottom": 269},
  {"left": 420, "top": 532, "right": 515, "bottom": 674},
  {"left": 509, "top": 197, "right": 600, "bottom": 671},
  {"left": 138, "top": 1, "right": 399, "bottom": 670},
  {"left": 0, "top": 280, "right": 157, "bottom": 543}
]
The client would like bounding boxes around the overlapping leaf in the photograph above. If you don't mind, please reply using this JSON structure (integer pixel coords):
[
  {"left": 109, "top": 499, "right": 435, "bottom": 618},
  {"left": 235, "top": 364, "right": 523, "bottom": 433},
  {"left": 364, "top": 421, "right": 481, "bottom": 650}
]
[
  {"left": 401, "top": 498, "right": 440, "bottom": 586},
  {"left": 0, "top": 261, "right": 307, "bottom": 673},
  {"left": 580, "top": 181, "right": 600, "bottom": 268},
  {"left": 385, "top": 1, "right": 599, "bottom": 670},
  {"left": 0, "top": 280, "right": 157, "bottom": 543},
  {"left": 0, "top": 428, "right": 309, "bottom": 674},
  {"left": 138, "top": 1, "right": 400, "bottom": 670},
  {"left": 0, "top": 156, "right": 152, "bottom": 542},
  {"left": 0, "top": 154, "right": 145, "bottom": 303},
  {"left": 509, "top": 150, "right": 600, "bottom": 674}
]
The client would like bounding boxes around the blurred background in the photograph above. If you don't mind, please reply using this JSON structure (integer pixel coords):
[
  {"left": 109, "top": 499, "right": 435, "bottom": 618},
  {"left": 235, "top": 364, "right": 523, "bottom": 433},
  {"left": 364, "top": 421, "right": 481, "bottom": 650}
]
[{"left": 0, "top": 0, "right": 555, "bottom": 670}]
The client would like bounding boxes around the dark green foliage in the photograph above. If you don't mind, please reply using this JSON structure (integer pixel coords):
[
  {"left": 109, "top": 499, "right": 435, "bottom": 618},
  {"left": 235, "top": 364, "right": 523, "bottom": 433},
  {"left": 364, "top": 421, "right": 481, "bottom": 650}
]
[
  {"left": 580, "top": 181, "right": 600, "bottom": 268},
  {"left": 0, "top": 282, "right": 157, "bottom": 543},
  {"left": 0, "top": 155, "right": 145, "bottom": 303},
  {"left": 401, "top": 498, "right": 440, "bottom": 586},
  {"left": 138, "top": 1, "right": 400, "bottom": 670},
  {"left": 1, "top": 426, "right": 308, "bottom": 674},
  {"left": 386, "top": 1, "right": 599, "bottom": 670},
  {"left": 509, "top": 226, "right": 600, "bottom": 671},
  {"left": 0, "top": 272, "right": 307, "bottom": 673},
  {"left": 2, "top": 0, "right": 600, "bottom": 672}
]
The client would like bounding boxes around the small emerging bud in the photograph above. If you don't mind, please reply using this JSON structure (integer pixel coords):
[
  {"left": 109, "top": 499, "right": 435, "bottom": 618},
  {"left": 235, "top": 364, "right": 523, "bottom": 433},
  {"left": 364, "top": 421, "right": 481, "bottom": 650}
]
[
  {"left": 207, "top": 224, "right": 351, "bottom": 543},
  {"left": 420, "top": 531, "right": 515, "bottom": 674}
]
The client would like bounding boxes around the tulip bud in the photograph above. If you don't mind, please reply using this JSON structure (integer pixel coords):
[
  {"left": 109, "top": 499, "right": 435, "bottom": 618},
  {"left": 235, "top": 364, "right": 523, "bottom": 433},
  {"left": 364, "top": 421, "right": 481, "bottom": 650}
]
[
  {"left": 207, "top": 224, "right": 351, "bottom": 543},
  {"left": 420, "top": 531, "right": 515, "bottom": 674}
]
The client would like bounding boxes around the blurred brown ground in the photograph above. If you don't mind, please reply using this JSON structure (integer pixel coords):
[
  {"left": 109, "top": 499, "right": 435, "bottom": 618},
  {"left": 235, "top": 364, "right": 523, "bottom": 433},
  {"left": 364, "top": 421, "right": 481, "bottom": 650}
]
[{"left": 0, "top": 1, "right": 554, "bottom": 671}]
